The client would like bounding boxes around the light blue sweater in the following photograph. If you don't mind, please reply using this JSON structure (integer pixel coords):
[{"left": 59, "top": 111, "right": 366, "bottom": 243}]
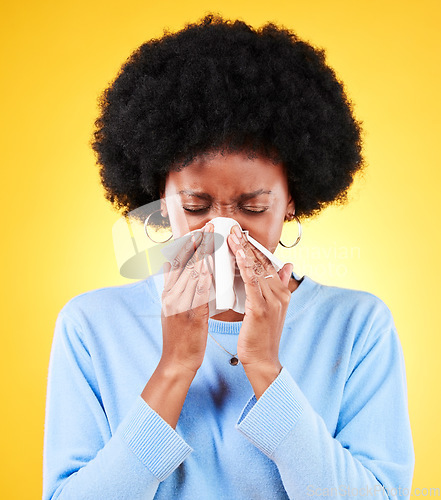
[{"left": 43, "top": 271, "right": 414, "bottom": 499}]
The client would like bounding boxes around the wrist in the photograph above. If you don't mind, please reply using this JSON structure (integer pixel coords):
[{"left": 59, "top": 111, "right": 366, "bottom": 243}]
[
  {"left": 243, "top": 360, "right": 283, "bottom": 400},
  {"left": 141, "top": 358, "right": 197, "bottom": 429},
  {"left": 157, "top": 358, "right": 199, "bottom": 384}
]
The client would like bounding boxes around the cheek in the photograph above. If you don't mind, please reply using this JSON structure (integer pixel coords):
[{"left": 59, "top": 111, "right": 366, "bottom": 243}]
[
  {"left": 166, "top": 201, "right": 191, "bottom": 238},
  {"left": 168, "top": 205, "right": 208, "bottom": 237},
  {"left": 247, "top": 215, "right": 284, "bottom": 253}
]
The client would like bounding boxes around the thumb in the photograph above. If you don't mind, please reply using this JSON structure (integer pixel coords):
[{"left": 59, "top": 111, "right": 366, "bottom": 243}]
[{"left": 279, "top": 262, "right": 293, "bottom": 288}]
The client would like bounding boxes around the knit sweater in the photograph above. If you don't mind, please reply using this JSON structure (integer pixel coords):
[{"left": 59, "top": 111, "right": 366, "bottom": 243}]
[{"left": 43, "top": 271, "right": 414, "bottom": 499}]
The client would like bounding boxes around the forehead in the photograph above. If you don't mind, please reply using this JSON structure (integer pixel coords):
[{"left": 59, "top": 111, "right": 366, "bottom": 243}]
[{"left": 165, "top": 151, "right": 287, "bottom": 195}]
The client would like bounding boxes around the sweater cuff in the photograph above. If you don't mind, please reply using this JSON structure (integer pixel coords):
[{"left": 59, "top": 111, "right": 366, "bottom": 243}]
[
  {"left": 118, "top": 395, "right": 193, "bottom": 481},
  {"left": 235, "top": 366, "right": 304, "bottom": 459}
]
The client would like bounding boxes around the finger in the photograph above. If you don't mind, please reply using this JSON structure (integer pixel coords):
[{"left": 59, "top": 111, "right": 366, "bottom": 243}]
[
  {"left": 250, "top": 249, "right": 290, "bottom": 300},
  {"left": 173, "top": 227, "right": 214, "bottom": 296},
  {"left": 172, "top": 254, "right": 206, "bottom": 314},
  {"left": 241, "top": 232, "right": 277, "bottom": 279},
  {"left": 235, "top": 248, "right": 265, "bottom": 305},
  {"left": 191, "top": 255, "right": 213, "bottom": 310},
  {"left": 278, "top": 262, "right": 293, "bottom": 288},
  {"left": 228, "top": 227, "right": 272, "bottom": 278},
  {"left": 164, "top": 230, "right": 204, "bottom": 292},
  {"left": 228, "top": 228, "right": 282, "bottom": 299},
  {"left": 197, "top": 224, "right": 215, "bottom": 261}
]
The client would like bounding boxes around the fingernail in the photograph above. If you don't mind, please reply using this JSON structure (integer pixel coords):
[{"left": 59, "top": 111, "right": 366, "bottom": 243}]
[
  {"left": 231, "top": 233, "right": 240, "bottom": 245},
  {"left": 232, "top": 225, "right": 242, "bottom": 239},
  {"left": 238, "top": 249, "right": 245, "bottom": 259}
]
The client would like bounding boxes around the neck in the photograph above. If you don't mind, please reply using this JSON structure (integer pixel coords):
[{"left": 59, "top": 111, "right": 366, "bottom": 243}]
[{"left": 210, "top": 275, "right": 301, "bottom": 322}]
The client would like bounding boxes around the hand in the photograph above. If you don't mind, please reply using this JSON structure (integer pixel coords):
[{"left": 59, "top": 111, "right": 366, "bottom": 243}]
[
  {"left": 227, "top": 225, "right": 293, "bottom": 378},
  {"left": 160, "top": 223, "right": 214, "bottom": 375}
]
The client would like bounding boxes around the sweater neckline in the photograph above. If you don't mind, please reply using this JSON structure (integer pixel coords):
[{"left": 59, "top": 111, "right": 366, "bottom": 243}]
[
  {"left": 206, "top": 270, "right": 321, "bottom": 334},
  {"left": 148, "top": 269, "right": 321, "bottom": 335}
]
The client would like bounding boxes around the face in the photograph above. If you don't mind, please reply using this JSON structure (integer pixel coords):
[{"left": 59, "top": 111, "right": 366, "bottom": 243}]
[{"left": 160, "top": 150, "right": 295, "bottom": 254}]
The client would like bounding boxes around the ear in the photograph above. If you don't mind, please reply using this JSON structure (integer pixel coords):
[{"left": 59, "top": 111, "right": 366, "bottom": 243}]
[
  {"left": 160, "top": 197, "right": 168, "bottom": 218},
  {"left": 285, "top": 196, "right": 295, "bottom": 220}
]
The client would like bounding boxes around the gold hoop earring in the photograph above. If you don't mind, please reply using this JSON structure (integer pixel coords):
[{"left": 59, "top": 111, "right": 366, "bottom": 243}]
[
  {"left": 144, "top": 209, "right": 173, "bottom": 244},
  {"left": 279, "top": 214, "right": 302, "bottom": 248}
]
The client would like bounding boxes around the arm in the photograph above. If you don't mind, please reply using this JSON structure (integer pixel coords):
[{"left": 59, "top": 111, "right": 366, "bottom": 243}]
[
  {"left": 43, "top": 229, "right": 214, "bottom": 499},
  {"left": 235, "top": 327, "right": 415, "bottom": 499},
  {"left": 43, "top": 309, "right": 193, "bottom": 500},
  {"left": 141, "top": 361, "right": 196, "bottom": 430}
]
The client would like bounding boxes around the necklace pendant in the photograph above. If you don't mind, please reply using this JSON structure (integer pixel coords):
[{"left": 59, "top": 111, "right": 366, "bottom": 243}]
[{"left": 229, "top": 356, "right": 239, "bottom": 366}]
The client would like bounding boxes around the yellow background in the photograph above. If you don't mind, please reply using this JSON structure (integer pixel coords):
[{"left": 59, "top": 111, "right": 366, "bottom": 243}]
[{"left": 1, "top": 0, "right": 440, "bottom": 497}]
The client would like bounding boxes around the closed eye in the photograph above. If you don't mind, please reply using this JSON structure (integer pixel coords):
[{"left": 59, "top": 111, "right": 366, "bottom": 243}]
[
  {"left": 242, "top": 207, "right": 268, "bottom": 214},
  {"left": 183, "top": 206, "right": 268, "bottom": 214},
  {"left": 182, "top": 207, "right": 209, "bottom": 213}
]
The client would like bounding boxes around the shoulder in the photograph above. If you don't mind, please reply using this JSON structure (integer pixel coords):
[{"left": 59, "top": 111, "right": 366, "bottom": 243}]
[
  {"left": 319, "top": 279, "right": 393, "bottom": 316},
  {"left": 56, "top": 273, "right": 162, "bottom": 328},
  {"left": 297, "top": 273, "right": 394, "bottom": 318},
  {"left": 322, "top": 282, "right": 400, "bottom": 361},
  {"left": 300, "top": 275, "right": 398, "bottom": 342},
  {"left": 301, "top": 277, "right": 403, "bottom": 375}
]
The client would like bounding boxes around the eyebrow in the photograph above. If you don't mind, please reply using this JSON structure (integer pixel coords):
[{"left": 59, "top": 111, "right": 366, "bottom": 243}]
[{"left": 177, "top": 189, "right": 273, "bottom": 202}]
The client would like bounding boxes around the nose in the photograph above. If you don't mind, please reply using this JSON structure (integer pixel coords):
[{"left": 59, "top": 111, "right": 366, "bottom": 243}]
[
  {"left": 200, "top": 211, "right": 245, "bottom": 232},
  {"left": 211, "top": 203, "right": 234, "bottom": 219},
  {"left": 194, "top": 204, "right": 247, "bottom": 232}
]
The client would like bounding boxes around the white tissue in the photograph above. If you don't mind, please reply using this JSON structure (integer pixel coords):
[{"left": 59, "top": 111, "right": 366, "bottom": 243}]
[{"left": 160, "top": 217, "right": 285, "bottom": 317}]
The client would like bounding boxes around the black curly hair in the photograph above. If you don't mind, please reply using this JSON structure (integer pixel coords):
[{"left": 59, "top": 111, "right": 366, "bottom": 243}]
[{"left": 91, "top": 12, "right": 365, "bottom": 228}]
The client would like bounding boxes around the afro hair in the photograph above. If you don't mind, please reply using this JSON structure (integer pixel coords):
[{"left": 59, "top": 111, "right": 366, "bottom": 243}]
[{"left": 91, "top": 12, "right": 365, "bottom": 227}]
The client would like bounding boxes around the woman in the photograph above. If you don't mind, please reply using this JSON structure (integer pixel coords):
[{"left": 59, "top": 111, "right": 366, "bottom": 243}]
[{"left": 43, "top": 13, "right": 414, "bottom": 499}]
